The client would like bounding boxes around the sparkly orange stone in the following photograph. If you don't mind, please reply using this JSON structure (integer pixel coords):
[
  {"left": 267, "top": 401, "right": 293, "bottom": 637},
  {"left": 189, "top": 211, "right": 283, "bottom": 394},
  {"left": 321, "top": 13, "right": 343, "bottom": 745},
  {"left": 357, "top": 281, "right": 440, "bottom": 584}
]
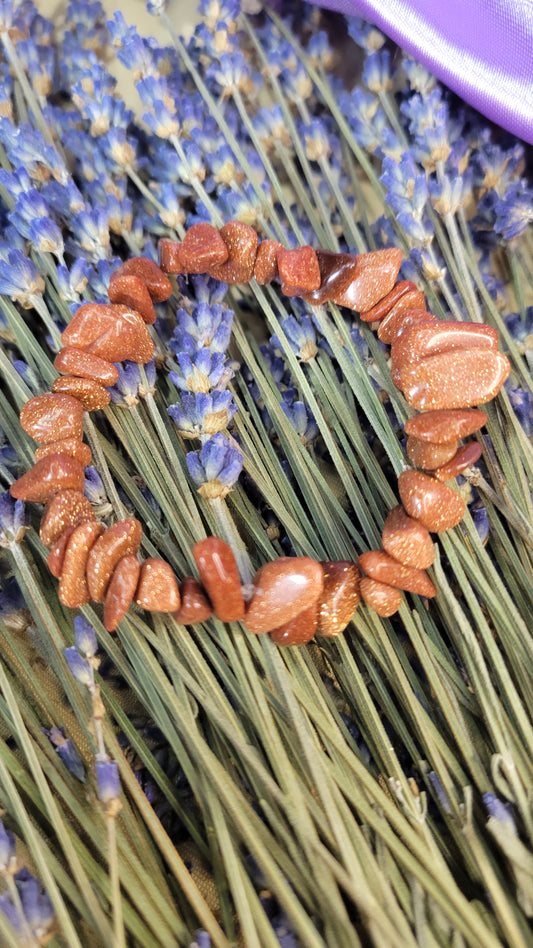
[
  {"left": 303, "top": 250, "right": 358, "bottom": 306},
  {"left": 376, "top": 293, "right": 429, "bottom": 341},
  {"left": 10, "top": 455, "right": 85, "bottom": 503},
  {"left": 360, "top": 577, "right": 402, "bottom": 617},
  {"left": 399, "top": 350, "right": 510, "bottom": 410},
  {"left": 398, "top": 470, "right": 466, "bottom": 532},
  {"left": 58, "top": 521, "right": 104, "bottom": 608},
  {"left": 363, "top": 280, "right": 418, "bottom": 326},
  {"left": 135, "top": 558, "right": 181, "bottom": 612},
  {"left": 103, "top": 554, "right": 141, "bottom": 631},
  {"left": 381, "top": 505, "right": 434, "bottom": 569},
  {"left": 403, "top": 409, "right": 488, "bottom": 443},
  {"left": 114, "top": 257, "right": 172, "bottom": 302},
  {"left": 54, "top": 348, "right": 119, "bottom": 386},
  {"left": 173, "top": 576, "right": 212, "bottom": 624},
  {"left": 20, "top": 393, "right": 84, "bottom": 444},
  {"left": 178, "top": 222, "right": 229, "bottom": 272},
  {"left": 269, "top": 602, "right": 318, "bottom": 646},
  {"left": 192, "top": 537, "right": 245, "bottom": 622},
  {"left": 62, "top": 303, "right": 154, "bottom": 364},
  {"left": 358, "top": 550, "right": 436, "bottom": 597},
  {"left": 51, "top": 376, "right": 110, "bottom": 411},
  {"left": 244, "top": 557, "right": 324, "bottom": 634},
  {"left": 390, "top": 317, "right": 439, "bottom": 385},
  {"left": 253, "top": 240, "right": 283, "bottom": 284},
  {"left": 86, "top": 518, "right": 143, "bottom": 602},
  {"left": 406, "top": 435, "right": 458, "bottom": 471},
  {"left": 35, "top": 439, "right": 92, "bottom": 468},
  {"left": 315, "top": 561, "right": 360, "bottom": 637},
  {"left": 40, "top": 489, "right": 96, "bottom": 547},
  {"left": 108, "top": 273, "right": 157, "bottom": 324},
  {"left": 403, "top": 321, "right": 498, "bottom": 362},
  {"left": 278, "top": 246, "right": 321, "bottom": 296},
  {"left": 433, "top": 442, "right": 483, "bottom": 482},
  {"left": 209, "top": 221, "right": 258, "bottom": 284},
  {"left": 159, "top": 239, "right": 183, "bottom": 275},
  {"left": 337, "top": 248, "right": 402, "bottom": 314},
  {"left": 47, "top": 527, "right": 76, "bottom": 578}
]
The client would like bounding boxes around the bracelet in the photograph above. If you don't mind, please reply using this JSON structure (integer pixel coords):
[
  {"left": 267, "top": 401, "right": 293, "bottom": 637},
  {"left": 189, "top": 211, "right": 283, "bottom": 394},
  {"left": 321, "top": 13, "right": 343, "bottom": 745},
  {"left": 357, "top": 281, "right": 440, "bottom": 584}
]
[{"left": 9, "top": 220, "right": 510, "bottom": 645}]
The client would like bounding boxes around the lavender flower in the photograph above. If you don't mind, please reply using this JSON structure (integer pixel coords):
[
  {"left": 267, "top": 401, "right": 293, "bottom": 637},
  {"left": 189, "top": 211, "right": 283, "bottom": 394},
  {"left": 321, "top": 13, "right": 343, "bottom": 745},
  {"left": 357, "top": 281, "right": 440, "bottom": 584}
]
[
  {"left": 271, "top": 315, "right": 318, "bottom": 362},
  {"left": 187, "top": 433, "right": 243, "bottom": 499},
  {"left": 0, "top": 492, "right": 27, "bottom": 546},
  {"left": 64, "top": 647, "right": 93, "bottom": 686},
  {"left": 43, "top": 727, "right": 86, "bottom": 782},
  {"left": 15, "top": 868, "right": 55, "bottom": 939},
  {"left": 0, "top": 819, "right": 16, "bottom": 872},
  {"left": 95, "top": 759, "right": 121, "bottom": 805},
  {"left": 0, "top": 249, "right": 45, "bottom": 303}
]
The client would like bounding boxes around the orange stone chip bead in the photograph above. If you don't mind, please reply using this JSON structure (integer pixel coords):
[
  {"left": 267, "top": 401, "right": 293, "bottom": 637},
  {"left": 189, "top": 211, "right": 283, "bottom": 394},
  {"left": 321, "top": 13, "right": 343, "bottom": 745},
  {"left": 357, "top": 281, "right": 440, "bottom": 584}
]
[
  {"left": 209, "top": 222, "right": 258, "bottom": 284},
  {"left": 378, "top": 307, "right": 431, "bottom": 347},
  {"left": 342, "top": 248, "right": 401, "bottom": 314},
  {"left": 278, "top": 246, "right": 321, "bottom": 296},
  {"left": 35, "top": 439, "right": 92, "bottom": 467},
  {"left": 374, "top": 286, "right": 426, "bottom": 335},
  {"left": 103, "top": 555, "right": 141, "bottom": 631},
  {"left": 114, "top": 257, "right": 172, "bottom": 302},
  {"left": 51, "top": 376, "right": 110, "bottom": 411},
  {"left": 360, "top": 577, "right": 402, "bottom": 617},
  {"left": 47, "top": 527, "right": 76, "bottom": 578},
  {"left": 244, "top": 557, "right": 324, "bottom": 634},
  {"left": 192, "top": 537, "right": 245, "bottom": 622},
  {"left": 253, "top": 240, "right": 283, "bottom": 284},
  {"left": 159, "top": 238, "right": 183, "bottom": 275},
  {"left": 381, "top": 505, "right": 434, "bottom": 569},
  {"left": 86, "top": 518, "right": 143, "bottom": 602},
  {"left": 10, "top": 455, "right": 85, "bottom": 503},
  {"left": 269, "top": 602, "right": 318, "bottom": 646},
  {"left": 398, "top": 470, "right": 466, "bottom": 533},
  {"left": 358, "top": 550, "right": 436, "bottom": 597},
  {"left": 399, "top": 349, "right": 510, "bottom": 410},
  {"left": 58, "top": 521, "right": 104, "bottom": 608},
  {"left": 108, "top": 273, "right": 157, "bottom": 324},
  {"left": 315, "top": 561, "right": 360, "bottom": 637},
  {"left": 20, "top": 392, "right": 84, "bottom": 444},
  {"left": 53, "top": 347, "right": 119, "bottom": 386},
  {"left": 173, "top": 576, "right": 212, "bottom": 624},
  {"left": 40, "top": 489, "right": 96, "bottom": 547},
  {"left": 433, "top": 442, "right": 483, "bottom": 482},
  {"left": 135, "top": 558, "right": 181, "bottom": 612},
  {"left": 406, "top": 436, "right": 458, "bottom": 471},
  {"left": 62, "top": 303, "right": 154, "bottom": 363},
  {"left": 362, "top": 279, "right": 417, "bottom": 327},
  {"left": 403, "top": 409, "right": 488, "bottom": 443},
  {"left": 178, "top": 222, "right": 229, "bottom": 272}
]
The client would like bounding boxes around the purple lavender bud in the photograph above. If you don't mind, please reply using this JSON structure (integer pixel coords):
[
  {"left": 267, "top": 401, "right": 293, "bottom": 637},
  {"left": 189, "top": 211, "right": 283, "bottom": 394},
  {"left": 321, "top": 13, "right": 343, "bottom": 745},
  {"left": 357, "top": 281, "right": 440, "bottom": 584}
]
[
  {"left": 483, "top": 793, "right": 517, "bottom": 834},
  {"left": 280, "top": 393, "right": 318, "bottom": 444},
  {"left": 43, "top": 727, "right": 86, "bottom": 782},
  {"left": 168, "top": 390, "right": 237, "bottom": 437},
  {"left": 74, "top": 616, "right": 98, "bottom": 657},
  {"left": 271, "top": 316, "right": 318, "bottom": 361},
  {"left": 0, "top": 894, "right": 23, "bottom": 933},
  {"left": 0, "top": 249, "right": 45, "bottom": 302},
  {"left": 64, "top": 647, "right": 92, "bottom": 686},
  {"left": 192, "top": 931, "right": 212, "bottom": 948},
  {"left": 83, "top": 466, "right": 107, "bottom": 506},
  {"left": 15, "top": 869, "right": 55, "bottom": 937},
  {"left": 186, "top": 433, "right": 243, "bottom": 494},
  {"left": 494, "top": 180, "right": 533, "bottom": 241},
  {"left": 0, "top": 492, "right": 27, "bottom": 546},
  {"left": 27, "top": 217, "right": 64, "bottom": 256},
  {"left": 428, "top": 771, "right": 452, "bottom": 814},
  {"left": 0, "top": 819, "right": 16, "bottom": 871},
  {"left": 95, "top": 759, "right": 121, "bottom": 804}
]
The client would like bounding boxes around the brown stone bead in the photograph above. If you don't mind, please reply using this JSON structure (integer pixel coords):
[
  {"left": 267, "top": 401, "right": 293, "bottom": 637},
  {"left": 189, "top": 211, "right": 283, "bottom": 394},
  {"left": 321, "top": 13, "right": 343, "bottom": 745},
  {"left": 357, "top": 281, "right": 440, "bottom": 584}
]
[
  {"left": 47, "top": 527, "right": 76, "bottom": 578},
  {"left": 103, "top": 554, "right": 141, "bottom": 631},
  {"left": 10, "top": 455, "right": 85, "bottom": 503},
  {"left": 406, "top": 435, "right": 459, "bottom": 471},
  {"left": 173, "top": 576, "right": 212, "bottom": 624},
  {"left": 113, "top": 257, "right": 172, "bottom": 302},
  {"left": 40, "top": 489, "right": 96, "bottom": 547},
  {"left": 360, "top": 577, "right": 402, "bottom": 617},
  {"left": 336, "top": 248, "right": 402, "bottom": 314},
  {"left": 399, "top": 350, "right": 511, "bottom": 411},
  {"left": 269, "top": 601, "right": 318, "bottom": 646},
  {"left": 108, "top": 273, "right": 157, "bottom": 324},
  {"left": 192, "top": 537, "right": 245, "bottom": 622},
  {"left": 253, "top": 240, "right": 283, "bottom": 284},
  {"left": 20, "top": 393, "right": 84, "bottom": 444},
  {"left": 394, "top": 322, "right": 498, "bottom": 384},
  {"left": 303, "top": 250, "right": 359, "bottom": 306},
  {"left": 433, "top": 442, "right": 483, "bottom": 481},
  {"left": 86, "top": 518, "right": 143, "bottom": 602},
  {"left": 362, "top": 280, "right": 418, "bottom": 325},
  {"left": 209, "top": 221, "right": 258, "bottom": 284},
  {"left": 244, "top": 557, "right": 324, "bottom": 634},
  {"left": 62, "top": 303, "right": 155, "bottom": 364},
  {"left": 51, "top": 376, "right": 110, "bottom": 411},
  {"left": 135, "top": 558, "right": 181, "bottom": 612},
  {"left": 159, "top": 239, "right": 184, "bottom": 275},
  {"left": 35, "top": 439, "right": 92, "bottom": 468},
  {"left": 390, "top": 317, "right": 439, "bottom": 385},
  {"left": 379, "top": 307, "right": 434, "bottom": 348},
  {"left": 54, "top": 348, "right": 119, "bottom": 386},
  {"left": 398, "top": 470, "right": 466, "bottom": 532},
  {"left": 58, "top": 521, "right": 104, "bottom": 608},
  {"left": 404, "top": 409, "right": 488, "bottom": 443},
  {"left": 178, "top": 222, "right": 229, "bottom": 273},
  {"left": 375, "top": 292, "right": 427, "bottom": 340},
  {"left": 382, "top": 505, "right": 434, "bottom": 569},
  {"left": 358, "top": 550, "right": 436, "bottom": 597},
  {"left": 315, "top": 561, "right": 360, "bottom": 637},
  {"left": 278, "top": 246, "right": 321, "bottom": 296}
]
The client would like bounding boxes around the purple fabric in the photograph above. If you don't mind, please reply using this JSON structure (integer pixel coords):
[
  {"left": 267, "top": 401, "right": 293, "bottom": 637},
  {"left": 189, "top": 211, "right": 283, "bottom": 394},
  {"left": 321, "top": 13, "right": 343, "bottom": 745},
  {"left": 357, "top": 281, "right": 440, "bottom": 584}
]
[{"left": 307, "top": 0, "right": 533, "bottom": 145}]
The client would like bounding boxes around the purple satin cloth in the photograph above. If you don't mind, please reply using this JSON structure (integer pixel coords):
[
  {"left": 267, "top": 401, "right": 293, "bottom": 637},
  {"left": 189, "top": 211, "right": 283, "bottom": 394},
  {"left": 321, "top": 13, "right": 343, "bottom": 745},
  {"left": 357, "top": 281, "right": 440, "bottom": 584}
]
[{"left": 307, "top": 0, "right": 533, "bottom": 145}]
